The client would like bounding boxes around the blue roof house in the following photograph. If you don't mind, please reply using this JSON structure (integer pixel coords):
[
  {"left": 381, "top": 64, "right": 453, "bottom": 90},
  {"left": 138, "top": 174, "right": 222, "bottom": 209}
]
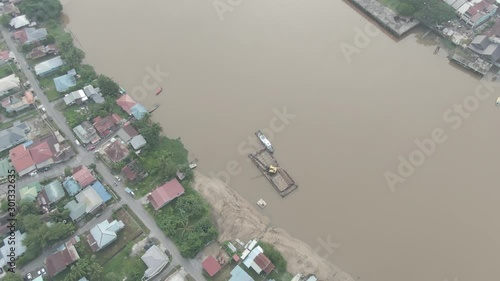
[
  {"left": 53, "top": 69, "right": 77, "bottom": 92},
  {"left": 131, "top": 103, "right": 148, "bottom": 120},
  {"left": 34, "top": 56, "right": 64, "bottom": 77},
  {"left": 229, "top": 265, "right": 254, "bottom": 281},
  {"left": 63, "top": 177, "right": 82, "bottom": 196},
  {"left": 91, "top": 181, "right": 112, "bottom": 202}
]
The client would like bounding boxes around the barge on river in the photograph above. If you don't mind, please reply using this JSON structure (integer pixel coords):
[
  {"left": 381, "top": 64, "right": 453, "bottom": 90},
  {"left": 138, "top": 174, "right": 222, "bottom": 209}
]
[{"left": 249, "top": 148, "right": 298, "bottom": 197}]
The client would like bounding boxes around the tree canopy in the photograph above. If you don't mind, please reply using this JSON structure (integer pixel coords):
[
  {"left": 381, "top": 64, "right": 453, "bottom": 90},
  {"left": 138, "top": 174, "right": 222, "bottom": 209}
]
[
  {"left": 97, "top": 75, "right": 120, "bottom": 96},
  {"left": 385, "top": 0, "right": 455, "bottom": 26},
  {"left": 19, "top": 0, "right": 63, "bottom": 22}
]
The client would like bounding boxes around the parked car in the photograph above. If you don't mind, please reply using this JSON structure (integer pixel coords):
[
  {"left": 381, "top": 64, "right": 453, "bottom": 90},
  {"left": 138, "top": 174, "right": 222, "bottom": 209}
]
[
  {"left": 41, "top": 268, "right": 46, "bottom": 275},
  {"left": 41, "top": 166, "right": 51, "bottom": 172},
  {"left": 113, "top": 181, "right": 118, "bottom": 186},
  {"left": 115, "top": 176, "right": 121, "bottom": 181},
  {"left": 87, "top": 145, "right": 96, "bottom": 151},
  {"left": 29, "top": 171, "right": 37, "bottom": 177},
  {"left": 95, "top": 213, "right": 102, "bottom": 218},
  {"left": 26, "top": 273, "right": 32, "bottom": 280}
]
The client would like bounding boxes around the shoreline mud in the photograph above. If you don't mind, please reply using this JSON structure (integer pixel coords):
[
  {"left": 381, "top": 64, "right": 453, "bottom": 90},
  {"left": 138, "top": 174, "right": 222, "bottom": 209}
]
[{"left": 193, "top": 171, "right": 355, "bottom": 281}]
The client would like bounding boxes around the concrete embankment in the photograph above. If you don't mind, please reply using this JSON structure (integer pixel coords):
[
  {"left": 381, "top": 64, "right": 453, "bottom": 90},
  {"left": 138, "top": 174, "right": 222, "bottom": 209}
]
[{"left": 346, "top": 0, "right": 419, "bottom": 38}]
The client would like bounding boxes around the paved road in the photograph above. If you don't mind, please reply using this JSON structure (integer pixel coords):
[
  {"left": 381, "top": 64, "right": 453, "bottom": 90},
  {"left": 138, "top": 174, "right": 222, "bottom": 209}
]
[{"left": 0, "top": 27, "right": 206, "bottom": 281}]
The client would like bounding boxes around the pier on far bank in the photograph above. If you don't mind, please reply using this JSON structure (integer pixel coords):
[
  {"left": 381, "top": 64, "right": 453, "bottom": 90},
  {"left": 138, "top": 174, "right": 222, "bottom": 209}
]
[
  {"left": 249, "top": 148, "right": 298, "bottom": 197},
  {"left": 347, "top": 0, "right": 419, "bottom": 38}
]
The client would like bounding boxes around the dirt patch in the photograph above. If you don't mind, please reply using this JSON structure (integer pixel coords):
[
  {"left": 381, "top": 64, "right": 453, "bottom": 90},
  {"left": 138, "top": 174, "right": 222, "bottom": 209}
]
[
  {"left": 131, "top": 236, "right": 149, "bottom": 257},
  {"left": 193, "top": 172, "right": 355, "bottom": 281}
]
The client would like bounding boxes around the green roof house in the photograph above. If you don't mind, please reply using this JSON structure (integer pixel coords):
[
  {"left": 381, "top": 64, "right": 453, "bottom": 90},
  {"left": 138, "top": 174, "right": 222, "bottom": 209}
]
[
  {"left": 64, "top": 200, "right": 87, "bottom": 222},
  {"left": 20, "top": 181, "right": 42, "bottom": 202},
  {"left": 42, "top": 180, "right": 65, "bottom": 204}
]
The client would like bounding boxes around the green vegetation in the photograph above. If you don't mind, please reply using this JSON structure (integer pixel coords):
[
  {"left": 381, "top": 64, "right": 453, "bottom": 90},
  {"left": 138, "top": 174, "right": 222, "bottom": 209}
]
[
  {"left": 0, "top": 64, "right": 14, "bottom": 78},
  {"left": 63, "top": 96, "right": 129, "bottom": 128},
  {"left": 258, "top": 242, "right": 291, "bottom": 280},
  {"left": 155, "top": 192, "right": 217, "bottom": 258},
  {"left": 0, "top": 14, "right": 10, "bottom": 28},
  {"left": 16, "top": 202, "right": 76, "bottom": 266},
  {"left": 102, "top": 248, "right": 147, "bottom": 281},
  {"left": 63, "top": 256, "right": 103, "bottom": 281},
  {"left": 97, "top": 75, "right": 120, "bottom": 96},
  {"left": 379, "top": 0, "right": 455, "bottom": 26},
  {"left": 19, "top": 0, "right": 63, "bottom": 22},
  {"left": 0, "top": 111, "right": 38, "bottom": 130},
  {"left": 1, "top": 272, "right": 23, "bottom": 281}
]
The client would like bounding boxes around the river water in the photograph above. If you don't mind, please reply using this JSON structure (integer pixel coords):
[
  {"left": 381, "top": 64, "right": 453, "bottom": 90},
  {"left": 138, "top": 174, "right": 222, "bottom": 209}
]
[{"left": 63, "top": 0, "right": 500, "bottom": 280}]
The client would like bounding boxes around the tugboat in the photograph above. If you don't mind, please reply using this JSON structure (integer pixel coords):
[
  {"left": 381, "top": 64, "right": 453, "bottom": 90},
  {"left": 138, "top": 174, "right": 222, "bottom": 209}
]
[{"left": 256, "top": 130, "right": 274, "bottom": 153}]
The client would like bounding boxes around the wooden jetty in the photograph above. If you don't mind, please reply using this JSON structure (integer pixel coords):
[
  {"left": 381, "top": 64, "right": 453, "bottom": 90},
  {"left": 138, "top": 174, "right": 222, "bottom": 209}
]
[{"left": 249, "top": 148, "right": 298, "bottom": 197}]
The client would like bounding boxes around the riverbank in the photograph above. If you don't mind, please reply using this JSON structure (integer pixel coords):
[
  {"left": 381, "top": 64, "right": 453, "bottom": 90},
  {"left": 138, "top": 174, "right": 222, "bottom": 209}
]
[{"left": 193, "top": 171, "right": 355, "bottom": 281}]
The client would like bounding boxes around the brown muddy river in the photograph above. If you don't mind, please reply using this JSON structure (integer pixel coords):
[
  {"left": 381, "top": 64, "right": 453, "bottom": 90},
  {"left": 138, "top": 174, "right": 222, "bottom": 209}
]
[{"left": 63, "top": 0, "right": 500, "bottom": 280}]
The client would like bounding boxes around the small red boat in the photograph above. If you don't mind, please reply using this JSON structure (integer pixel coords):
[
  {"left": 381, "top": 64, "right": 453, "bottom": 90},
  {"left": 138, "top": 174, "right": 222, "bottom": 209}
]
[{"left": 155, "top": 87, "right": 163, "bottom": 95}]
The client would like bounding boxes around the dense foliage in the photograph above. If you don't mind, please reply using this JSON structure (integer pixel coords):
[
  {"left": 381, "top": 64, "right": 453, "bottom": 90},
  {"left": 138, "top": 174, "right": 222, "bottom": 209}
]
[
  {"left": 64, "top": 256, "right": 104, "bottom": 281},
  {"left": 16, "top": 202, "right": 75, "bottom": 266},
  {"left": 97, "top": 75, "right": 120, "bottom": 96},
  {"left": 19, "top": 0, "right": 63, "bottom": 22},
  {"left": 381, "top": 0, "right": 456, "bottom": 26},
  {"left": 156, "top": 194, "right": 217, "bottom": 258},
  {"left": 259, "top": 242, "right": 288, "bottom": 278}
]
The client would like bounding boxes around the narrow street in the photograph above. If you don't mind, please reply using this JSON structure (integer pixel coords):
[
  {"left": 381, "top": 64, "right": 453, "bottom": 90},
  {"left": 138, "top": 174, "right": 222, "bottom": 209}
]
[{"left": 0, "top": 27, "right": 206, "bottom": 281}]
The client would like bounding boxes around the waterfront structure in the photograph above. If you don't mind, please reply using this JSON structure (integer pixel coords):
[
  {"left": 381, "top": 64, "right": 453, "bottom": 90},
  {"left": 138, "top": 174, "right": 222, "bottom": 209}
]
[{"left": 148, "top": 179, "right": 185, "bottom": 210}]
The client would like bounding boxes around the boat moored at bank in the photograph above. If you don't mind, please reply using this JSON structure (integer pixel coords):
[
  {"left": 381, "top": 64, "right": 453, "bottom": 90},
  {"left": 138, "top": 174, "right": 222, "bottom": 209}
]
[{"left": 256, "top": 130, "right": 274, "bottom": 153}]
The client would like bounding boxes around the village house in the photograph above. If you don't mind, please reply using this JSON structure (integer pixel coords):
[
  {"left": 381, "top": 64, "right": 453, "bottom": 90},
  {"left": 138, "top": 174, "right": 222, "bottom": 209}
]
[
  {"left": 72, "top": 165, "right": 96, "bottom": 188},
  {"left": 148, "top": 178, "right": 185, "bottom": 211},
  {"left": 444, "top": 0, "right": 498, "bottom": 28},
  {"left": 63, "top": 177, "right": 82, "bottom": 196},
  {"left": 0, "top": 2, "right": 20, "bottom": 16},
  {"left": 83, "top": 84, "right": 105, "bottom": 103},
  {"left": 242, "top": 246, "right": 275, "bottom": 275},
  {"left": 12, "top": 27, "right": 47, "bottom": 45},
  {"left": 0, "top": 50, "right": 14, "bottom": 65},
  {"left": 141, "top": 245, "right": 169, "bottom": 281},
  {"left": 0, "top": 74, "right": 20, "bottom": 97},
  {"left": 122, "top": 161, "right": 139, "bottom": 181},
  {"left": 0, "top": 121, "right": 29, "bottom": 153},
  {"left": 229, "top": 265, "right": 254, "bottom": 281},
  {"left": 92, "top": 114, "right": 122, "bottom": 137},
  {"left": 2, "top": 91, "right": 34, "bottom": 113},
  {"left": 19, "top": 181, "right": 42, "bottom": 202},
  {"left": 26, "top": 44, "right": 58, "bottom": 59},
  {"left": 116, "top": 122, "right": 139, "bottom": 143},
  {"left": 103, "top": 138, "right": 130, "bottom": 162},
  {"left": 130, "top": 134, "right": 147, "bottom": 150},
  {"left": 0, "top": 157, "right": 12, "bottom": 184},
  {"left": 45, "top": 237, "right": 81, "bottom": 277},
  {"left": 116, "top": 94, "right": 137, "bottom": 115},
  {"left": 73, "top": 121, "right": 100, "bottom": 144},
  {"left": 87, "top": 219, "right": 125, "bottom": 252},
  {"left": 37, "top": 179, "right": 65, "bottom": 211},
  {"left": 9, "top": 142, "right": 35, "bottom": 176},
  {"left": 34, "top": 56, "right": 64, "bottom": 77},
  {"left": 202, "top": 256, "right": 222, "bottom": 277},
  {"left": 63, "top": 89, "right": 88, "bottom": 105},
  {"left": 65, "top": 181, "right": 111, "bottom": 221},
  {"left": 468, "top": 35, "right": 500, "bottom": 65},
  {"left": 53, "top": 69, "right": 77, "bottom": 92},
  {"left": 9, "top": 14, "right": 29, "bottom": 29},
  {"left": 0, "top": 230, "right": 26, "bottom": 267}
]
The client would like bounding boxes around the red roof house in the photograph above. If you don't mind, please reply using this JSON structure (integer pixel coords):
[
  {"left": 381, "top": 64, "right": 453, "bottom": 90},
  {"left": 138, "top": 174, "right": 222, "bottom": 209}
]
[
  {"left": 116, "top": 94, "right": 137, "bottom": 115},
  {"left": 45, "top": 241, "right": 80, "bottom": 277},
  {"left": 29, "top": 141, "right": 54, "bottom": 166},
  {"left": 104, "top": 139, "right": 130, "bottom": 162},
  {"left": 148, "top": 179, "right": 185, "bottom": 210},
  {"left": 72, "top": 166, "right": 96, "bottom": 188},
  {"left": 253, "top": 253, "right": 275, "bottom": 274},
  {"left": 92, "top": 114, "right": 122, "bottom": 137},
  {"left": 201, "top": 256, "right": 221, "bottom": 277},
  {"left": 122, "top": 164, "right": 137, "bottom": 181},
  {"left": 9, "top": 144, "right": 35, "bottom": 176}
]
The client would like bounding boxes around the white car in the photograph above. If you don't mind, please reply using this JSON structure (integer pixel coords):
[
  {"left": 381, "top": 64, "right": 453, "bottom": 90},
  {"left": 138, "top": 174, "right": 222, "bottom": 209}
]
[
  {"left": 26, "top": 273, "right": 32, "bottom": 280},
  {"left": 29, "top": 171, "right": 37, "bottom": 177},
  {"left": 41, "top": 268, "right": 46, "bottom": 275}
]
